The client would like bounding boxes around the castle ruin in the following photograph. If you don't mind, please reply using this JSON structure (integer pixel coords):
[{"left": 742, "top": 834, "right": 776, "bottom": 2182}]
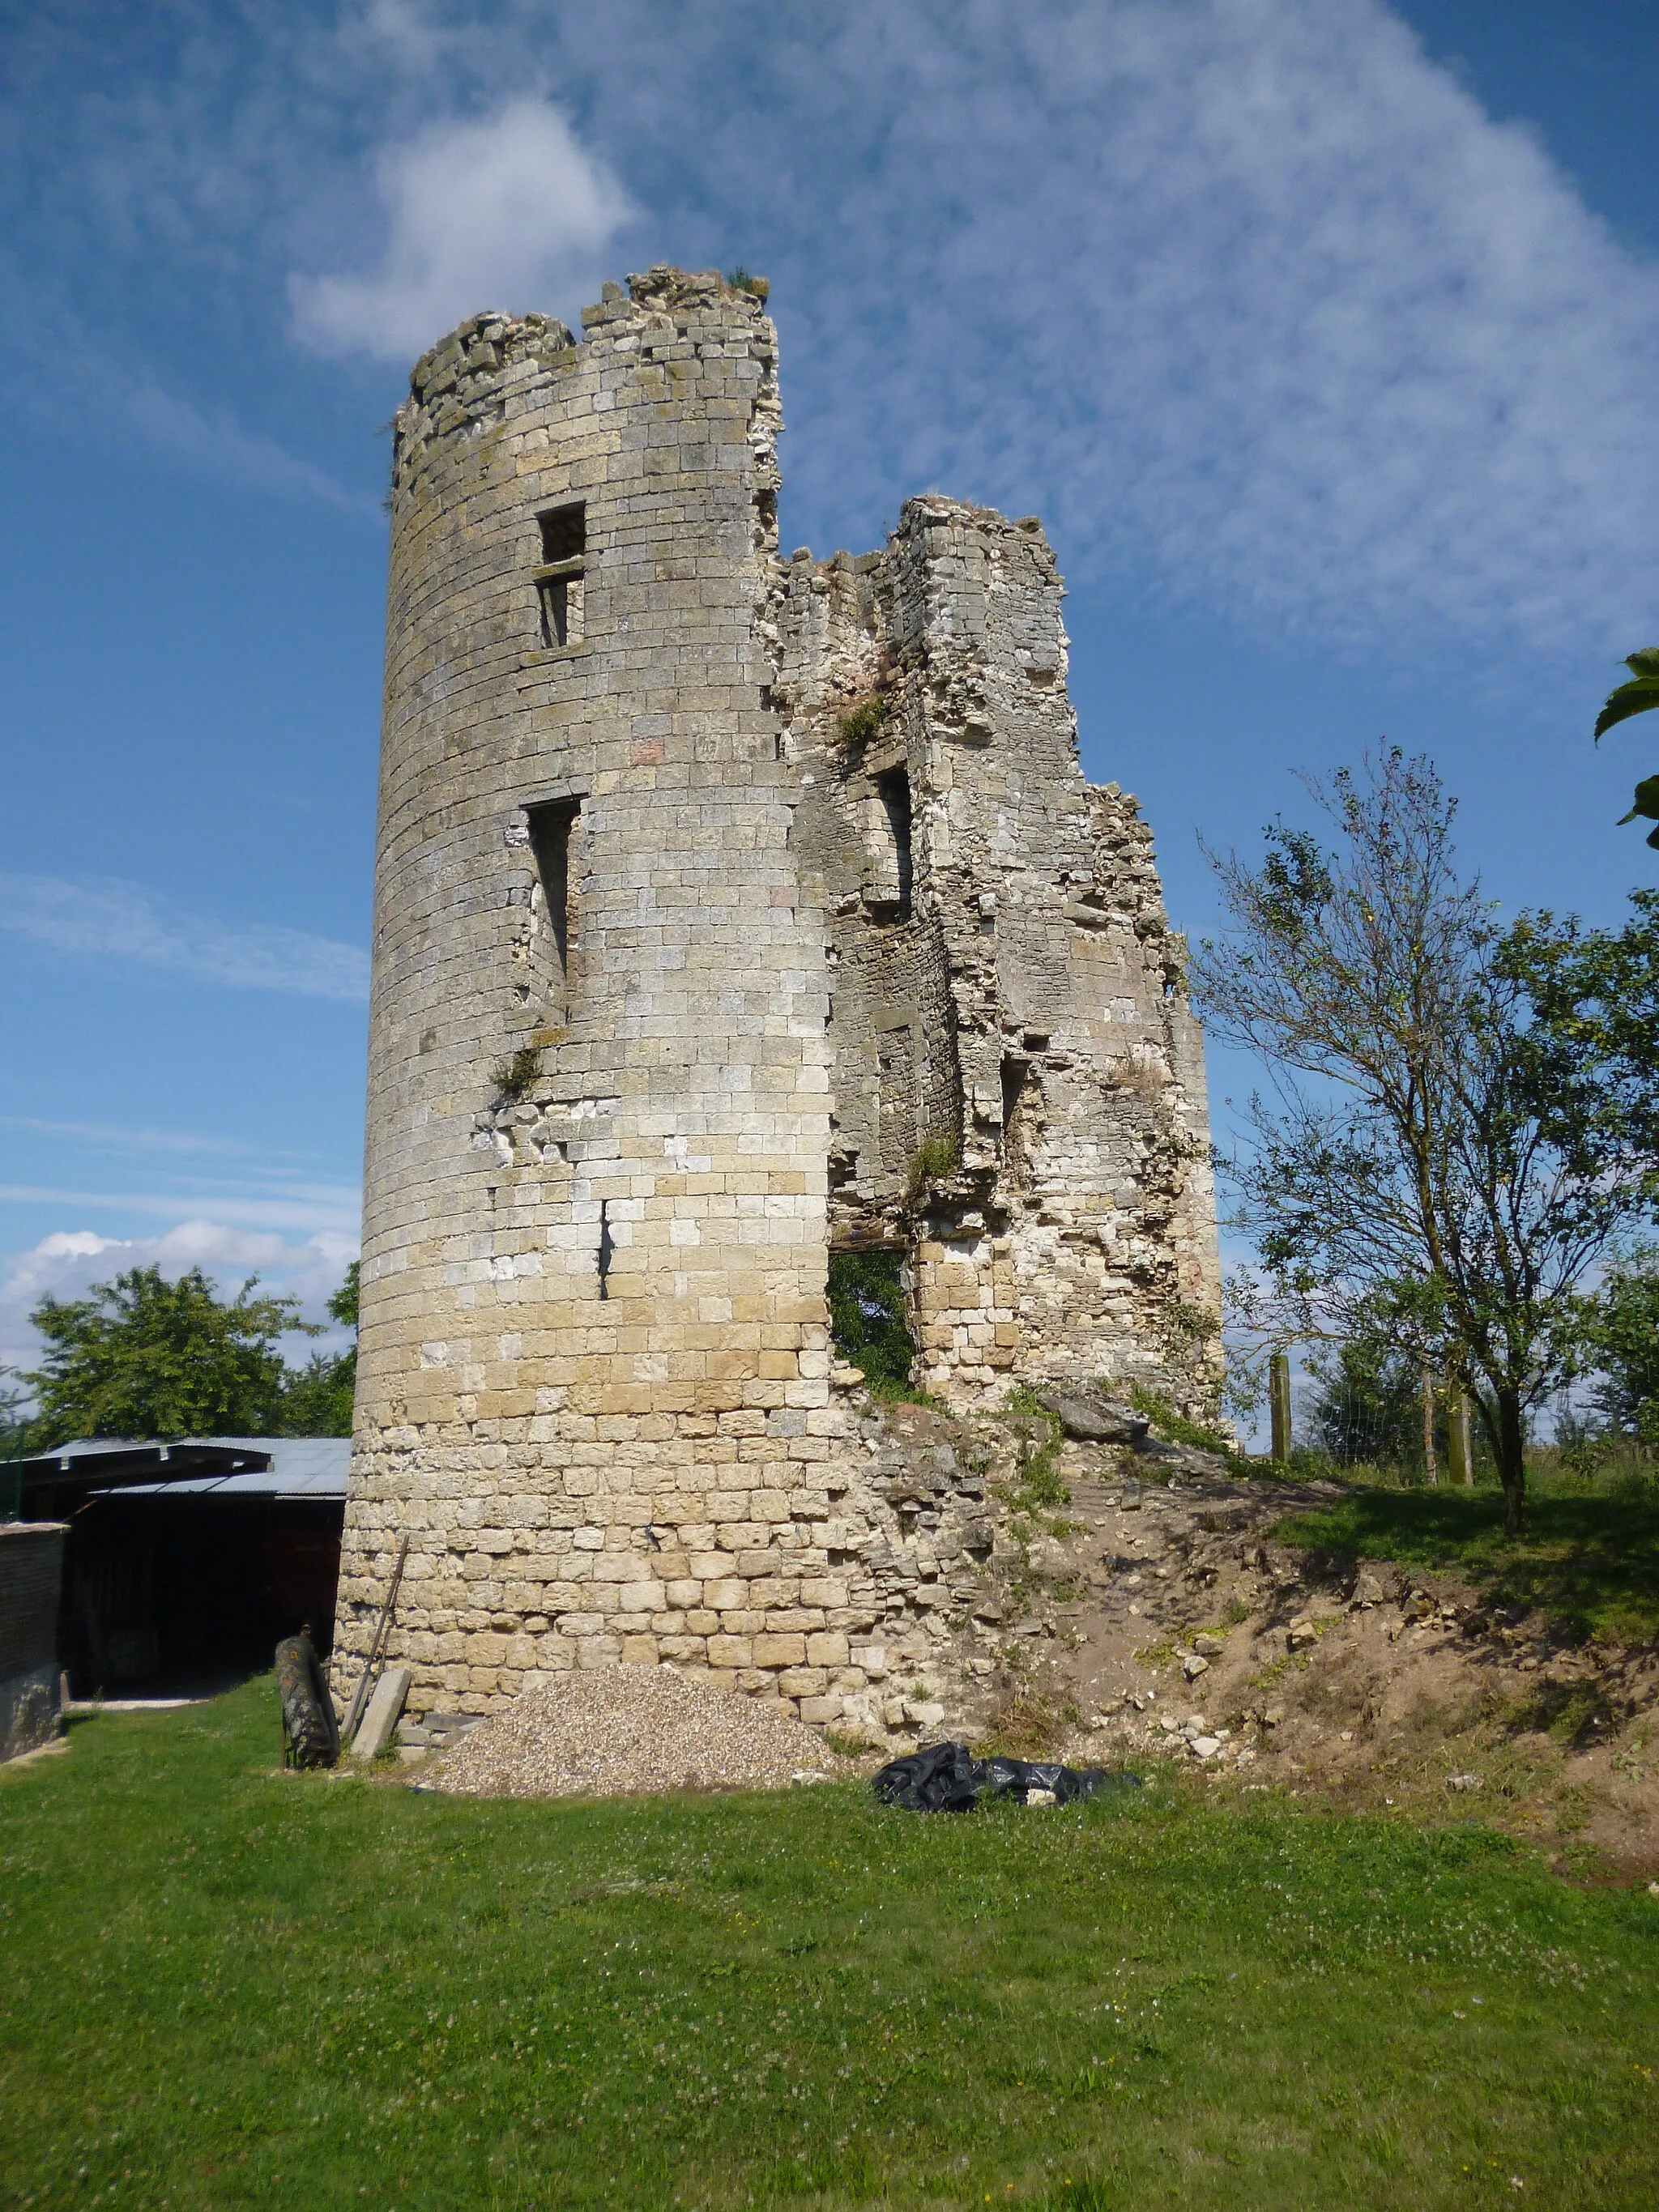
[{"left": 333, "top": 266, "right": 1218, "bottom": 1732}]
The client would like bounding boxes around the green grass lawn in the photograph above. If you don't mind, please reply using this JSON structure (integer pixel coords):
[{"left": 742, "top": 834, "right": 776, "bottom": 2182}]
[
  {"left": 2, "top": 1680, "right": 1657, "bottom": 2210},
  {"left": 1273, "top": 1486, "right": 1659, "bottom": 1643}
]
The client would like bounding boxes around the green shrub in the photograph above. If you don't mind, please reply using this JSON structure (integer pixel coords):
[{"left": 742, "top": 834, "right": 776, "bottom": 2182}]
[
  {"left": 827, "top": 1249, "right": 923, "bottom": 1400},
  {"left": 835, "top": 696, "right": 889, "bottom": 747}
]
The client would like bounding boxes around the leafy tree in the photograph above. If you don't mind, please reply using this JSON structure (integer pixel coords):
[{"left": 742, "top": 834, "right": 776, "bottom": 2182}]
[
  {"left": 24, "top": 1266, "right": 312, "bottom": 1447},
  {"left": 827, "top": 1250, "right": 920, "bottom": 1399},
  {"left": 1192, "top": 749, "right": 1659, "bottom": 1532},
  {"left": 1302, "top": 1338, "right": 1421, "bottom": 1469},
  {"left": 1594, "top": 647, "right": 1659, "bottom": 845},
  {"left": 1575, "top": 1254, "right": 1659, "bottom": 1447},
  {"left": 279, "top": 1262, "right": 360, "bottom": 1438}
]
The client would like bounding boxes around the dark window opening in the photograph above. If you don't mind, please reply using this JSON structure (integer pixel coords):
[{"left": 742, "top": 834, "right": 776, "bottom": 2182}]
[
  {"left": 527, "top": 799, "right": 581, "bottom": 1017},
  {"left": 538, "top": 503, "right": 586, "bottom": 564},
  {"left": 827, "top": 1249, "right": 919, "bottom": 1400},
  {"left": 876, "top": 768, "right": 913, "bottom": 921},
  {"left": 534, "top": 501, "right": 586, "bottom": 650},
  {"left": 1000, "top": 1053, "right": 1035, "bottom": 1183},
  {"left": 597, "top": 1200, "right": 614, "bottom": 1300}
]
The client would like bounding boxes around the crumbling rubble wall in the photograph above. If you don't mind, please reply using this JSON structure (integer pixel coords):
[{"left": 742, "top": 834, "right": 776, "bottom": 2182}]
[
  {"left": 777, "top": 500, "right": 1220, "bottom": 1404},
  {"left": 335, "top": 265, "right": 1218, "bottom": 1730}
]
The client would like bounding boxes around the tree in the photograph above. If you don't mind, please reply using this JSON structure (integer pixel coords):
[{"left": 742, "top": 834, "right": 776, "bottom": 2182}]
[
  {"left": 279, "top": 1262, "right": 360, "bottom": 1438},
  {"left": 1594, "top": 647, "right": 1659, "bottom": 846},
  {"left": 1302, "top": 1337, "right": 1422, "bottom": 1469},
  {"left": 1191, "top": 749, "right": 1659, "bottom": 1532},
  {"left": 24, "top": 1266, "right": 311, "bottom": 1447},
  {"left": 1573, "top": 1253, "right": 1659, "bottom": 1447}
]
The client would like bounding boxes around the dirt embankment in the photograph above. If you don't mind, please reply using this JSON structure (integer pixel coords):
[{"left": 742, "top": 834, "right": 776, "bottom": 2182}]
[{"left": 860, "top": 1395, "right": 1659, "bottom": 1877}]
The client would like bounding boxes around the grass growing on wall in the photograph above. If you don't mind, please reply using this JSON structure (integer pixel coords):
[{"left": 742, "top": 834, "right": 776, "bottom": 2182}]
[{"left": 2, "top": 1680, "right": 1657, "bottom": 2209}]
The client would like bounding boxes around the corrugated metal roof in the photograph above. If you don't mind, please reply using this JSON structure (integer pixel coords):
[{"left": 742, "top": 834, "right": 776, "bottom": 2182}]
[{"left": 15, "top": 1434, "right": 350, "bottom": 1502}]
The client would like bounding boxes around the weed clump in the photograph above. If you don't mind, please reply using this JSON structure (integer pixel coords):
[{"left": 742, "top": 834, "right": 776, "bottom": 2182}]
[
  {"left": 488, "top": 1045, "right": 543, "bottom": 1106},
  {"left": 903, "top": 1131, "right": 959, "bottom": 1205},
  {"left": 835, "top": 696, "right": 889, "bottom": 748},
  {"left": 726, "top": 266, "right": 770, "bottom": 300}
]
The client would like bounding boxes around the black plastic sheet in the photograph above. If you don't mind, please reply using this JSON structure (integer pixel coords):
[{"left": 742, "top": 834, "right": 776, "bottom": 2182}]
[{"left": 871, "top": 1740, "right": 1142, "bottom": 1813}]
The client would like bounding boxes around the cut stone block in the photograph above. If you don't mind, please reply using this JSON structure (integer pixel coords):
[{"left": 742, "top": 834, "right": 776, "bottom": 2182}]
[{"left": 349, "top": 1664, "right": 412, "bottom": 1760}]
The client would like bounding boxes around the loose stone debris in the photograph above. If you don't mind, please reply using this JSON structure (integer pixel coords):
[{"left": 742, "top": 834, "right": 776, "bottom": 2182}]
[{"left": 422, "top": 1664, "right": 840, "bottom": 1801}]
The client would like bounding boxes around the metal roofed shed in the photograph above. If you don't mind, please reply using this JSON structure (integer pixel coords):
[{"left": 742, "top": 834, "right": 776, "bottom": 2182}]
[{"left": 9, "top": 1438, "right": 348, "bottom": 1697}]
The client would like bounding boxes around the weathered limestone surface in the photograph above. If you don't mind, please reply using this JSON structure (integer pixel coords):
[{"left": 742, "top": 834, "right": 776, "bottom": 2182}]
[{"left": 333, "top": 266, "right": 1218, "bottom": 1731}]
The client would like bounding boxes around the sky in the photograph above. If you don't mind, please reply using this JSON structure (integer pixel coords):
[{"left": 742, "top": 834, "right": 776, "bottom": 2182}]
[{"left": 2, "top": 0, "right": 1657, "bottom": 1391}]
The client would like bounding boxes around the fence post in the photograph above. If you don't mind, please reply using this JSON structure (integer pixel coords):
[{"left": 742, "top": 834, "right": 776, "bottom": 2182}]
[
  {"left": 1448, "top": 1387, "right": 1474, "bottom": 1487},
  {"left": 1269, "top": 1353, "right": 1292, "bottom": 1464}
]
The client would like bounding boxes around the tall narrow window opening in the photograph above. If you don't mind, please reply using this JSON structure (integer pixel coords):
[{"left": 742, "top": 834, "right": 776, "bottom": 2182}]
[
  {"left": 527, "top": 799, "right": 581, "bottom": 1019},
  {"left": 876, "top": 768, "right": 913, "bottom": 921},
  {"left": 534, "top": 501, "right": 586, "bottom": 650}
]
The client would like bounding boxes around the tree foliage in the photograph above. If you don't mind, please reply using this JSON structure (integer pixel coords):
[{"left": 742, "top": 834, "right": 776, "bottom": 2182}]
[
  {"left": 1593, "top": 646, "right": 1659, "bottom": 846},
  {"left": 16, "top": 1260, "right": 362, "bottom": 1449},
  {"left": 24, "top": 1266, "right": 311, "bottom": 1447},
  {"left": 276, "top": 1262, "right": 360, "bottom": 1438},
  {"left": 1192, "top": 749, "right": 1659, "bottom": 1530}
]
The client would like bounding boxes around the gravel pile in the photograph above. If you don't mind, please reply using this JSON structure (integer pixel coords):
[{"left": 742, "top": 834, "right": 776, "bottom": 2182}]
[{"left": 423, "top": 1665, "right": 836, "bottom": 1801}]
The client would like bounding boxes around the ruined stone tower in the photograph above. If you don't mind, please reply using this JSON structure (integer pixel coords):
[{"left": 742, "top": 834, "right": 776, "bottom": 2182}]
[{"left": 334, "top": 266, "right": 1218, "bottom": 1728}]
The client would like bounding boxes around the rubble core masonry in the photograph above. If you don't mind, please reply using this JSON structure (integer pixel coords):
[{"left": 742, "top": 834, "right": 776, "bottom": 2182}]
[{"left": 334, "top": 266, "right": 1220, "bottom": 1729}]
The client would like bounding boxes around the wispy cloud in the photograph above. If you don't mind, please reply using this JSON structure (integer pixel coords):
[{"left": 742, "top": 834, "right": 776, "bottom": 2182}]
[
  {"left": 0, "top": 1117, "right": 309, "bottom": 1163},
  {"left": 0, "top": 875, "right": 369, "bottom": 1002},
  {"left": 289, "top": 98, "right": 635, "bottom": 359},
  {"left": 0, "top": 1187, "right": 361, "bottom": 1235}
]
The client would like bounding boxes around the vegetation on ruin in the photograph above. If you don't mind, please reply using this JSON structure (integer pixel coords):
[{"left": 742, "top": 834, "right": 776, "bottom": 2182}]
[
  {"left": 1125, "top": 1383, "right": 1243, "bottom": 1464},
  {"left": 488, "top": 1043, "right": 544, "bottom": 1106},
  {"left": 2, "top": 1680, "right": 1657, "bottom": 2209},
  {"left": 724, "top": 266, "right": 770, "bottom": 301},
  {"left": 902, "top": 1129, "right": 960, "bottom": 1205},
  {"left": 834, "top": 694, "right": 889, "bottom": 748}
]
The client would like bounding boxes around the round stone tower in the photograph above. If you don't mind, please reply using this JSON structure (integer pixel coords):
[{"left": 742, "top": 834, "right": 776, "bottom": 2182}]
[{"left": 335, "top": 269, "right": 844, "bottom": 1721}]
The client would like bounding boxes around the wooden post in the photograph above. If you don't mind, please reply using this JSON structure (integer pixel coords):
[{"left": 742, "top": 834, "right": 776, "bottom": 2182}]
[
  {"left": 1269, "top": 1353, "right": 1292, "bottom": 1464},
  {"left": 1448, "top": 1387, "right": 1474, "bottom": 1487},
  {"left": 1422, "top": 1359, "right": 1439, "bottom": 1487}
]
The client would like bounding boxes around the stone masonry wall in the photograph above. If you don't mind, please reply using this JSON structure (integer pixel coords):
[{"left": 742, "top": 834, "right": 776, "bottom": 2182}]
[
  {"left": 778, "top": 500, "right": 1221, "bottom": 1405},
  {"left": 334, "top": 266, "right": 1218, "bottom": 1732}
]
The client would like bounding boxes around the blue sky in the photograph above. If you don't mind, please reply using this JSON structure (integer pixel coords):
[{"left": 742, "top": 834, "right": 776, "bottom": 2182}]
[{"left": 2, "top": 0, "right": 1658, "bottom": 1383}]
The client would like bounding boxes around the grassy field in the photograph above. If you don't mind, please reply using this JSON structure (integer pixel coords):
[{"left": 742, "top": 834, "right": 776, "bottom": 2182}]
[
  {"left": 2, "top": 1680, "right": 1657, "bottom": 2210},
  {"left": 1273, "top": 1485, "right": 1659, "bottom": 1643}
]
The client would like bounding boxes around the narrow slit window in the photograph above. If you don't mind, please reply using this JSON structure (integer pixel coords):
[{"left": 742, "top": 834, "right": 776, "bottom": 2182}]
[
  {"left": 876, "top": 768, "right": 914, "bottom": 921},
  {"left": 534, "top": 501, "right": 586, "bottom": 650},
  {"left": 527, "top": 799, "right": 581, "bottom": 1019}
]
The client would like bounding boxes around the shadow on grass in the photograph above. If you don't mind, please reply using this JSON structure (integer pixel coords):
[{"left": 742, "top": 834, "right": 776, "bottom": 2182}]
[{"left": 1273, "top": 1487, "right": 1659, "bottom": 1643}]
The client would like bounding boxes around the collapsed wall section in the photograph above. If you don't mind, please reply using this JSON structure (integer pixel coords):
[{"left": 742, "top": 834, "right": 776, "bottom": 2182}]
[{"left": 777, "top": 500, "right": 1220, "bottom": 1407}]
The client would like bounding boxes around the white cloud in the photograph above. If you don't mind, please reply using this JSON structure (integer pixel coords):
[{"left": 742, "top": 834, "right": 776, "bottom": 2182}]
[
  {"left": 710, "top": 0, "right": 1659, "bottom": 657},
  {"left": 0, "top": 1221, "right": 359, "bottom": 1382},
  {"left": 289, "top": 98, "right": 635, "bottom": 360},
  {"left": 0, "top": 875, "right": 369, "bottom": 1002}
]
